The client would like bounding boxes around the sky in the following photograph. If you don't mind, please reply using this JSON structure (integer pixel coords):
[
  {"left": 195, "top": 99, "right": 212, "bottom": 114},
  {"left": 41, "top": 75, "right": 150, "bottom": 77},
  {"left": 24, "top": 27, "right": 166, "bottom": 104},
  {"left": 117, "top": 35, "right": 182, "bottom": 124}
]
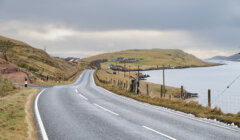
[{"left": 0, "top": 0, "right": 240, "bottom": 59}]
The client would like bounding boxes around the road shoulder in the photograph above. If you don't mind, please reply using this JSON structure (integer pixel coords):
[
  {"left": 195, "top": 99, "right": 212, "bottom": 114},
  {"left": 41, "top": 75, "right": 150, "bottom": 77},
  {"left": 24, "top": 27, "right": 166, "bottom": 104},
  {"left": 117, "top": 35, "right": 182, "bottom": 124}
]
[{"left": 0, "top": 87, "right": 39, "bottom": 140}]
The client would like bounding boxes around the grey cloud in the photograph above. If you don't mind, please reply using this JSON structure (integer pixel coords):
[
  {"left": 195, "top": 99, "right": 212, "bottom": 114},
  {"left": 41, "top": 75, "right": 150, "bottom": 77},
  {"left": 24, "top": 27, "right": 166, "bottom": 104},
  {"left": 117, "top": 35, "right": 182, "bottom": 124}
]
[
  {"left": 0, "top": 0, "right": 238, "bottom": 31},
  {"left": 1, "top": 0, "right": 240, "bottom": 58}
]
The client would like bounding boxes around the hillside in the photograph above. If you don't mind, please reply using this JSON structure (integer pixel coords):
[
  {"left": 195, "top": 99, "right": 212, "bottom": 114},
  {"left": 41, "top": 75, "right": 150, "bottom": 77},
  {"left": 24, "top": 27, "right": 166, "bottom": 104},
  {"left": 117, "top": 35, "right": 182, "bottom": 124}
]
[
  {"left": 81, "top": 49, "right": 216, "bottom": 70},
  {"left": 0, "top": 35, "right": 79, "bottom": 84},
  {"left": 210, "top": 53, "right": 240, "bottom": 61},
  {"left": 210, "top": 56, "right": 228, "bottom": 60}
]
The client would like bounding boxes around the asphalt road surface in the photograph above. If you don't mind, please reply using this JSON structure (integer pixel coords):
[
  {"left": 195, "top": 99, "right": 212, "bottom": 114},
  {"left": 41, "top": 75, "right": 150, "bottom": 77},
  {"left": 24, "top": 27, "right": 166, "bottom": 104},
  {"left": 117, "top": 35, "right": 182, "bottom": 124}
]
[{"left": 35, "top": 70, "right": 240, "bottom": 140}]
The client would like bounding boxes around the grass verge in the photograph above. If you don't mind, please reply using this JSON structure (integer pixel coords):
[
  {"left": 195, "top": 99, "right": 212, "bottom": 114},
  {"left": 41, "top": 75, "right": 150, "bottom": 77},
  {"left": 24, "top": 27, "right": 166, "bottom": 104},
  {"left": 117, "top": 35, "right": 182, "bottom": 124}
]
[
  {"left": 0, "top": 87, "right": 39, "bottom": 140},
  {"left": 0, "top": 75, "right": 14, "bottom": 97},
  {"left": 94, "top": 71, "right": 240, "bottom": 127},
  {"left": 33, "top": 70, "right": 83, "bottom": 86},
  {"left": 96, "top": 69, "right": 183, "bottom": 98}
]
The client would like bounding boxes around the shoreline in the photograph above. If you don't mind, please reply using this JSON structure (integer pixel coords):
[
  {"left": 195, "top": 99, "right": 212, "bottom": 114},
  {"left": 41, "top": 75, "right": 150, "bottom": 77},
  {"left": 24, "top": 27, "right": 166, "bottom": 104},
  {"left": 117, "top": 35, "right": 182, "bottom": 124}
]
[{"left": 127, "top": 63, "right": 222, "bottom": 72}]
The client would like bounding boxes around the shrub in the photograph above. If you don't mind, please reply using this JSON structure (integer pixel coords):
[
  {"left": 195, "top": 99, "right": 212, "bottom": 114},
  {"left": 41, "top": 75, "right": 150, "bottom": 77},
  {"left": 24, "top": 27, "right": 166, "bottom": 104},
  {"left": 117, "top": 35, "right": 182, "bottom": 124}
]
[{"left": 17, "top": 64, "right": 39, "bottom": 72}]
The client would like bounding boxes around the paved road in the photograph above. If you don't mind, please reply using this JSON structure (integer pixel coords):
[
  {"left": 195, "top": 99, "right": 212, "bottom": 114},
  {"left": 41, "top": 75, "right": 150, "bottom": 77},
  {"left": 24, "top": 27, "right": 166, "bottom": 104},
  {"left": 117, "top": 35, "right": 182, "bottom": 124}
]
[{"left": 36, "top": 70, "right": 240, "bottom": 140}]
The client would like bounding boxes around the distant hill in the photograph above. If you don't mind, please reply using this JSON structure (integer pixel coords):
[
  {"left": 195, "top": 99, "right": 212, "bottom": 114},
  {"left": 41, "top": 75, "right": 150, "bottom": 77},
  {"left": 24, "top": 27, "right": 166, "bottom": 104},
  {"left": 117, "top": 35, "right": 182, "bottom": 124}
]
[
  {"left": 228, "top": 53, "right": 240, "bottom": 61},
  {"left": 210, "top": 56, "right": 228, "bottom": 60},
  {"left": 210, "top": 53, "right": 240, "bottom": 61},
  {"left": 0, "top": 35, "right": 79, "bottom": 83},
  {"left": 81, "top": 49, "right": 216, "bottom": 70}
]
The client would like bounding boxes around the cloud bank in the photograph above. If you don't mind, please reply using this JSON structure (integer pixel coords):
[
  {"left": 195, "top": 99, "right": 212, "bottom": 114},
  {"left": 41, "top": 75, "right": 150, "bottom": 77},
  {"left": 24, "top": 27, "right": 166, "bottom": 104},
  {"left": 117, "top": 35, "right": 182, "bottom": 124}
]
[{"left": 0, "top": 0, "right": 240, "bottom": 58}]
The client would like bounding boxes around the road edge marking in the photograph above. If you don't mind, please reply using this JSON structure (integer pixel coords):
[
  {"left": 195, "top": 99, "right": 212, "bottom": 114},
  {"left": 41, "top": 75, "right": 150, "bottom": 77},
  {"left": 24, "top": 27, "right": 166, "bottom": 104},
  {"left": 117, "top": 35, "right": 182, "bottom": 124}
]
[
  {"left": 35, "top": 89, "right": 49, "bottom": 140},
  {"left": 93, "top": 78, "right": 240, "bottom": 132},
  {"left": 94, "top": 103, "right": 119, "bottom": 116},
  {"left": 142, "top": 125, "right": 177, "bottom": 140}
]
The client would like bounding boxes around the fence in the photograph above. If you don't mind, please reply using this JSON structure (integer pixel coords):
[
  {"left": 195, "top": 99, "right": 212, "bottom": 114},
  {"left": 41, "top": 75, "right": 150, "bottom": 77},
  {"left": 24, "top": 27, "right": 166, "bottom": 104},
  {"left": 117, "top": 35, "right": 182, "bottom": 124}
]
[
  {"left": 96, "top": 70, "right": 186, "bottom": 100},
  {"left": 96, "top": 69, "right": 240, "bottom": 114},
  {"left": 96, "top": 70, "right": 134, "bottom": 91}
]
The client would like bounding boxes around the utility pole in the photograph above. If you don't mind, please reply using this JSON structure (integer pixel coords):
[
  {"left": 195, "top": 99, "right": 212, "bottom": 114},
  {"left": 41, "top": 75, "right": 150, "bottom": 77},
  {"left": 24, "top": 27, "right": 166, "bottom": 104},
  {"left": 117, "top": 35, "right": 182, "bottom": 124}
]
[
  {"left": 124, "top": 62, "right": 126, "bottom": 77},
  {"left": 129, "top": 65, "right": 131, "bottom": 76},
  {"left": 163, "top": 64, "right": 165, "bottom": 97},
  {"left": 137, "top": 65, "right": 140, "bottom": 82},
  {"left": 208, "top": 89, "right": 211, "bottom": 108},
  {"left": 44, "top": 46, "right": 47, "bottom": 52}
]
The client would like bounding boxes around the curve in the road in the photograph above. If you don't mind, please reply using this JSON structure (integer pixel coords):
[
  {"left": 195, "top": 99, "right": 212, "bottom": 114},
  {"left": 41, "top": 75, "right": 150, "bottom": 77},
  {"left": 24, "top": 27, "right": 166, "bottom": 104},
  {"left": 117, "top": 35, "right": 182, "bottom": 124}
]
[{"left": 35, "top": 70, "right": 240, "bottom": 140}]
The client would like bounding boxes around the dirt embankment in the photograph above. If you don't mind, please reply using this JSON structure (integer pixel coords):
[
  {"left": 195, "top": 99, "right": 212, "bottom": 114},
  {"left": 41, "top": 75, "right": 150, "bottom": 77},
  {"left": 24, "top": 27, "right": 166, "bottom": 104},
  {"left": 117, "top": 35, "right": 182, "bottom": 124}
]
[{"left": 0, "top": 62, "right": 31, "bottom": 84}]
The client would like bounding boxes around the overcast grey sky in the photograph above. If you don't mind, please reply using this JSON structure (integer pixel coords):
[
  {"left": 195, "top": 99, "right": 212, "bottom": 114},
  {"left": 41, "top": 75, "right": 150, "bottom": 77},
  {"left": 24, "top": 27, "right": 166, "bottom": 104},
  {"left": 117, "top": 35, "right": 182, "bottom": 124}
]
[{"left": 0, "top": 0, "right": 240, "bottom": 58}]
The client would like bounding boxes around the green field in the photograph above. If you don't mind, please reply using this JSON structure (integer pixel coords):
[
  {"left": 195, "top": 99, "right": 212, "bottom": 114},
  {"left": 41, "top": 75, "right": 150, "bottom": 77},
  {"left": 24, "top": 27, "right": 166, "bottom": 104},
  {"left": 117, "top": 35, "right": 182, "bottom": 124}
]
[{"left": 81, "top": 49, "right": 217, "bottom": 70}]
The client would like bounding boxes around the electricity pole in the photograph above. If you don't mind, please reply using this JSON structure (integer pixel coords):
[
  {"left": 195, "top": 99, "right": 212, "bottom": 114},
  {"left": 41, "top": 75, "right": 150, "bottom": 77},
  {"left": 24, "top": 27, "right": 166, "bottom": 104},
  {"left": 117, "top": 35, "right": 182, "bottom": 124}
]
[
  {"left": 124, "top": 62, "right": 126, "bottom": 77},
  {"left": 129, "top": 65, "right": 131, "bottom": 76}
]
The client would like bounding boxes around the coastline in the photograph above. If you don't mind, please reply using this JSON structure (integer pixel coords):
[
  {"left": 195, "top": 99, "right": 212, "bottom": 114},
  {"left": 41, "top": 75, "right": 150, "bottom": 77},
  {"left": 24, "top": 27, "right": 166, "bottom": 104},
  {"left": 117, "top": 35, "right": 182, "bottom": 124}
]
[{"left": 128, "top": 63, "right": 222, "bottom": 72}]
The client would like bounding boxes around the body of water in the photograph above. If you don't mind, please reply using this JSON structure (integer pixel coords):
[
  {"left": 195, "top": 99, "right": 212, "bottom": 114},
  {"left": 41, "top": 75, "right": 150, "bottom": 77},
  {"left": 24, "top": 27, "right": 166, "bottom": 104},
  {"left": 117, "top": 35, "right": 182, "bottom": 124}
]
[{"left": 142, "top": 60, "right": 240, "bottom": 114}]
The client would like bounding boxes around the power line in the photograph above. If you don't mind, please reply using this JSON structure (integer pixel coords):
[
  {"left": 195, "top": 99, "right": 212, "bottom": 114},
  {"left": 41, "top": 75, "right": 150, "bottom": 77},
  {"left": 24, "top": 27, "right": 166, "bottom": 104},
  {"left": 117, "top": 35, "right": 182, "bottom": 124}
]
[{"left": 212, "top": 73, "right": 240, "bottom": 104}]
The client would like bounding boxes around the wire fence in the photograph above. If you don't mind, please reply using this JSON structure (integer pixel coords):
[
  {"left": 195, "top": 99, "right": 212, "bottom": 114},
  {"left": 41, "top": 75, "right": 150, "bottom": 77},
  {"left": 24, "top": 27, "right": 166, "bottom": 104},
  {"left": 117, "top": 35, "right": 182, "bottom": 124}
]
[
  {"left": 98, "top": 69, "right": 240, "bottom": 114},
  {"left": 197, "top": 93, "right": 240, "bottom": 114}
]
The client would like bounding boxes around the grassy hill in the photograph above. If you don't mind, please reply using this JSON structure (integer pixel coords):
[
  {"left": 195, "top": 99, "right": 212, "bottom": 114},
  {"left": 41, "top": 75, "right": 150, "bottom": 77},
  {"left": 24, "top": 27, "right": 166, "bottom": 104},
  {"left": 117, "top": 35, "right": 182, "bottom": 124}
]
[
  {"left": 81, "top": 49, "right": 216, "bottom": 70},
  {"left": 0, "top": 35, "right": 79, "bottom": 83}
]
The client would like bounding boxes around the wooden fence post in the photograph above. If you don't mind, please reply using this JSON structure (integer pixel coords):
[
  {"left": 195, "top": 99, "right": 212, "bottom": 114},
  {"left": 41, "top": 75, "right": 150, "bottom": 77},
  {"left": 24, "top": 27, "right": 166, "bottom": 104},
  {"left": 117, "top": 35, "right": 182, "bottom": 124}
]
[
  {"left": 160, "top": 85, "right": 163, "bottom": 98},
  {"left": 181, "top": 85, "right": 184, "bottom": 99},
  {"left": 208, "top": 89, "right": 211, "bottom": 108},
  {"left": 146, "top": 84, "right": 149, "bottom": 96}
]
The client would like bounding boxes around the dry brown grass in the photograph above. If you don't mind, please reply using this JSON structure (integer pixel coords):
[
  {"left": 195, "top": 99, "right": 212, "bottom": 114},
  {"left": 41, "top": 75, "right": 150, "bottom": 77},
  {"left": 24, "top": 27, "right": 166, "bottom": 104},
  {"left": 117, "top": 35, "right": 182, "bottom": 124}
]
[
  {"left": 96, "top": 69, "right": 182, "bottom": 98},
  {"left": 0, "top": 35, "right": 80, "bottom": 84},
  {"left": 0, "top": 87, "right": 39, "bottom": 140},
  {"left": 25, "top": 91, "right": 38, "bottom": 140},
  {"left": 34, "top": 70, "right": 83, "bottom": 86},
  {"left": 94, "top": 71, "right": 240, "bottom": 127},
  {"left": 0, "top": 75, "right": 14, "bottom": 97}
]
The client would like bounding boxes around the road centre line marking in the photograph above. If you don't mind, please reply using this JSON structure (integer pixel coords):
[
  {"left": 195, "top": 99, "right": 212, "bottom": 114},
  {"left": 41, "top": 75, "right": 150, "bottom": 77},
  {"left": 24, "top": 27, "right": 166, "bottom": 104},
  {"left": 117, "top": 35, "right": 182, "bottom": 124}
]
[
  {"left": 142, "top": 125, "right": 177, "bottom": 140},
  {"left": 35, "top": 89, "right": 49, "bottom": 140},
  {"left": 79, "top": 94, "right": 88, "bottom": 100},
  {"left": 94, "top": 103, "right": 119, "bottom": 116},
  {"left": 75, "top": 88, "right": 88, "bottom": 100}
]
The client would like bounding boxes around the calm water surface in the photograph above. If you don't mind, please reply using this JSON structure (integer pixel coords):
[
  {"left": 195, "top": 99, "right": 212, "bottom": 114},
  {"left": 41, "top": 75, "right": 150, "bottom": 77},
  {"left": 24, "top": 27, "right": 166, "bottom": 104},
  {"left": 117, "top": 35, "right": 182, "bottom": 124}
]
[{"left": 142, "top": 60, "right": 240, "bottom": 114}]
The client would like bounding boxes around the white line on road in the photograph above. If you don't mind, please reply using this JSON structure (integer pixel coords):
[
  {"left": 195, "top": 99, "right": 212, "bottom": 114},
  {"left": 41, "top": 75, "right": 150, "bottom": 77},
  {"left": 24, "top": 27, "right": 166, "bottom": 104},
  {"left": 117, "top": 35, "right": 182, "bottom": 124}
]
[
  {"left": 142, "top": 125, "right": 177, "bottom": 140},
  {"left": 35, "top": 89, "right": 49, "bottom": 140},
  {"left": 76, "top": 88, "right": 88, "bottom": 100},
  {"left": 94, "top": 103, "right": 119, "bottom": 116},
  {"left": 79, "top": 94, "right": 88, "bottom": 100}
]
